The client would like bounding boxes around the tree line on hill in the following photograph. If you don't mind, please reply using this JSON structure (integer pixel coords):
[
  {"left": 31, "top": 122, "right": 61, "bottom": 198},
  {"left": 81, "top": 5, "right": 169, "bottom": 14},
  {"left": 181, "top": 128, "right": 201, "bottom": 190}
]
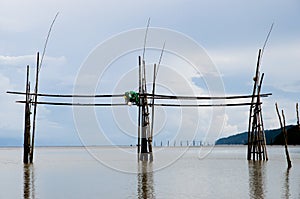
[{"left": 215, "top": 125, "right": 300, "bottom": 145}]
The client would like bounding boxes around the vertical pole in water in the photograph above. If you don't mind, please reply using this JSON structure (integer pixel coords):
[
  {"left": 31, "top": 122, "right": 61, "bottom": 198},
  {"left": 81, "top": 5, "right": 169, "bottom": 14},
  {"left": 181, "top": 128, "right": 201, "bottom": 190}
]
[
  {"left": 142, "top": 58, "right": 147, "bottom": 156},
  {"left": 138, "top": 56, "right": 142, "bottom": 160},
  {"left": 148, "top": 63, "right": 157, "bottom": 160},
  {"left": 30, "top": 52, "right": 39, "bottom": 163},
  {"left": 275, "top": 103, "right": 292, "bottom": 168},
  {"left": 141, "top": 103, "right": 148, "bottom": 155},
  {"left": 282, "top": 110, "right": 292, "bottom": 168},
  {"left": 296, "top": 103, "right": 299, "bottom": 130},
  {"left": 23, "top": 65, "right": 31, "bottom": 164},
  {"left": 140, "top": 59, "right": 148, "bottom": 160},
  {"left": 257, "top": 73, "right": 268, "bottom": 160}
]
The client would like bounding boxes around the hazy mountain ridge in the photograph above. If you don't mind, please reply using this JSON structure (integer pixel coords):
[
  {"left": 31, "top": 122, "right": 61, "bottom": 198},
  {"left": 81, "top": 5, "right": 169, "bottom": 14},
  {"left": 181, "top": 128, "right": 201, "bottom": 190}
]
[{"left": 216, "top": 125, "right": 300, "bottom": 145}]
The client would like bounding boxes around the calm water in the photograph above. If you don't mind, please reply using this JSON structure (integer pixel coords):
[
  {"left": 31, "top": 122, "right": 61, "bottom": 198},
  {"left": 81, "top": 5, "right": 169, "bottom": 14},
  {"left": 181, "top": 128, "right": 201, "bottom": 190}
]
[{"left": 0, "top": 146, "right": 299, "bottom": 199}]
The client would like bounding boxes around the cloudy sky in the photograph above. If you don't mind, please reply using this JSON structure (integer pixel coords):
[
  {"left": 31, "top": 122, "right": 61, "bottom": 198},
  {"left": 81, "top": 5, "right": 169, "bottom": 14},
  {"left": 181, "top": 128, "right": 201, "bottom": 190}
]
[{"left": 1, "top": 0, "right": 299, "bottom": 146}]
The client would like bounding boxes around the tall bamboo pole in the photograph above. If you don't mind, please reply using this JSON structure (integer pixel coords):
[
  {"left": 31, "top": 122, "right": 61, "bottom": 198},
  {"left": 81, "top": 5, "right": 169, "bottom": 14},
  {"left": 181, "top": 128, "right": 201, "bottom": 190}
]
[
  {"left": 140, "top": 59, "right": 148, "bottom": 158},
  {"left": 282, "top": 110, "right": 292, "bottom": 168},
  {"left": 23, "top": 65, "right": 31, "bottom": 164},
  {"left": 149, "top": 64, "right": 157, "bottom": 154},
  {"left": 296, "top": 103, "right": 299, "bottom": 129},
  {"left": 138, "top": 56, "right": 142, "bottom": 158},
  {"left": 275, "top": 103, "right": 292, "bottom": 168},
  {"left": 257, "top": 73, "right": 268, "bottom": 161},
  {"left": 30, "top": 52, "right": 39, "bottom": 163}
]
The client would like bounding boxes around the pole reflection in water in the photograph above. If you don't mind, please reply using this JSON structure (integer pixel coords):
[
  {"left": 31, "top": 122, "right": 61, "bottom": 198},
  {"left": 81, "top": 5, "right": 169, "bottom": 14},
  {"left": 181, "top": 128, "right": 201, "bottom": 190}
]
[
  {"left": 248, "top": 161, "right": 266, "bottom": 199},
  {"left": 23, "top": 164, "right": 35, "bottom": 199},
  {"left": 282, "top": 168, "right": 290, "bottom": 199},
  {"left": 137, "top": 162, "right": 155, "bottom": 199}
]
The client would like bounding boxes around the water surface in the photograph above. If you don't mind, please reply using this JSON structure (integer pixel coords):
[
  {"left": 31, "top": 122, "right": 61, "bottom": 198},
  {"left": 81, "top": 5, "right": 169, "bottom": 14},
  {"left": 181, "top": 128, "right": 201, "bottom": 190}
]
[{"left": 0, "top": 146, "right": 299, "bottom": 198}]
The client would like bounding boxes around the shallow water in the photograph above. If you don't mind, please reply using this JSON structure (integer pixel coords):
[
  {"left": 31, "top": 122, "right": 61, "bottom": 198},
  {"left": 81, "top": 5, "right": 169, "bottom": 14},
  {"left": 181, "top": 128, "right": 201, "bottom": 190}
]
[{"left": 0, "top": 146, "right": 299, "bottom": 199}]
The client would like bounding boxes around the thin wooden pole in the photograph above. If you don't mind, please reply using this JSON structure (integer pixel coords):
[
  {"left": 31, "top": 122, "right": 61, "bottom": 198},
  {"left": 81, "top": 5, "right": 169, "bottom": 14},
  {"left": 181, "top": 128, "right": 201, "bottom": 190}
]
[
  {"left": 140, "top": 59, "right": 149, "bottom": 160},
  {"left": 256, "top": 73, "right": 263, "bottom": 160},
  {"left": 296, "top": 103, "right": 299, "bottom": 129},
  {"left": 23, "top": 65, "right": 31, "bottom": 164},
  {"left": 282, "top": 110, "right": 292, "bottom": 168},
  {"left": 30, "top": 52, "right": 39, "bottom": 163},
  {"left": 138, "top": 56, "right": 142, "bottom": 158},
  {"left": 275, "top": 103, "right": 292, "bottom": 168},
  {"left": 257, "top": 73, "right": 268, "bottom": 161},
  {"left": 149, "top": 64, "right": 156, "bottom": 154},
  {"left": 142, "top": 60, "right": 147, "bottom": 92}
]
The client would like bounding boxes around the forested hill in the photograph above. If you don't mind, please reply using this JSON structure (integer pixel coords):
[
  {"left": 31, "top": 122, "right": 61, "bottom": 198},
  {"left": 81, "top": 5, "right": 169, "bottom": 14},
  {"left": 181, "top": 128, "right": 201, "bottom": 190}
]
[{"left": 215, "top": 125, "right": 300, "bottom": 145}]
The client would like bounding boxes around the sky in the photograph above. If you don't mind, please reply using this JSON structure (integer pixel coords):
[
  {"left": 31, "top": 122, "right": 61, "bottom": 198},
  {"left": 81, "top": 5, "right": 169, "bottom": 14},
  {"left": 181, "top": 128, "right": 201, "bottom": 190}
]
[{"left": 0, "top": 0, "right": 300, "bottom": 146}]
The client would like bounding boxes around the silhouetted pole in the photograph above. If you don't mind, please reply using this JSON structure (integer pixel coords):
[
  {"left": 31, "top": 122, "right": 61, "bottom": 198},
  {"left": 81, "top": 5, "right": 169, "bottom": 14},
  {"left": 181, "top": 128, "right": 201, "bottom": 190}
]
[
  {"left": 275, "top": 103, "right": 292, "bottom": 168},
  {"left": 282, "top": 110, "right": 292, "bottom": 168},
  {"left": 30, "top": 52, "right": 39, "bottom": 163},
  {"left": 248, "top": 49, "right": 261, "bottom": 160},
  {"left": 149, "top": 64, "right": 157, "bottom": 154},
  {"left": 23, "top": 65, "right": 31, "bottom": 164},
  {"left": 296, "top": 103, "right": 299, "bottom": 130},
  {"left": 138, "top": 56, "right": 142, "bottom": 158}
]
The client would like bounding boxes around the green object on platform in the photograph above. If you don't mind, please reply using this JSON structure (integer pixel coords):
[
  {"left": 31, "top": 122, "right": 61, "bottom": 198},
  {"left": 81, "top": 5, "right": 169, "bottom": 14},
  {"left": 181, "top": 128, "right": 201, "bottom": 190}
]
[{"left": 124, "top": 91, "right": 139, "bottom": 105}]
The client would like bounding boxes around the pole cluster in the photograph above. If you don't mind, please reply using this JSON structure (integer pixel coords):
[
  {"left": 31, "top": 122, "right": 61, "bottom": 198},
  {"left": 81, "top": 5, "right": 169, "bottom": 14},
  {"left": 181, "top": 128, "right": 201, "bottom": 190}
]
[
  {"left": 23, "top": 53, "right": 40, "bottom": 164},
  {"left": 247, "top": 49, "right": 268, "bottom": 161},
  {"left": 137, "top": 56, "right": 155, "bottom": 161}
]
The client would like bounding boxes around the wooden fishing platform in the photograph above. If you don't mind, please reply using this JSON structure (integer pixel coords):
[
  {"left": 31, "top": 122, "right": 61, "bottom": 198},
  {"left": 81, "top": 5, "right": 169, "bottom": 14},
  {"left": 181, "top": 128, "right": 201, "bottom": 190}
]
[{"left": 7, "top": 48, "right": 271, "bottom": 163}]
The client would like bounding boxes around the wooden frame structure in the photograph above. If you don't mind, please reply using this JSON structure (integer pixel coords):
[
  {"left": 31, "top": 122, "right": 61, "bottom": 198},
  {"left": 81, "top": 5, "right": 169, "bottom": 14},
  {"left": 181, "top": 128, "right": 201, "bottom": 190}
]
[
  {"left": 8, "top": 50, "right": 272, "bottom": 163},
  {"left": 247, "top": 49, "right": 268, "bottom": 161},
  {"left": 9, "top": 22, "right": 275, "bottom": 163}
]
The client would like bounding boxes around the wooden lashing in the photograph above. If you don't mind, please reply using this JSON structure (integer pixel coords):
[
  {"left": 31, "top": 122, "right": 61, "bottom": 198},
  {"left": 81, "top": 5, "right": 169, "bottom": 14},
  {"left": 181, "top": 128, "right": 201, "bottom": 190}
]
[
  {"left": 247, "top": 49, "right": 268, "bottom": 161},
  {"left": 23, "top": 65, "right": 31, "bottom": 164}
]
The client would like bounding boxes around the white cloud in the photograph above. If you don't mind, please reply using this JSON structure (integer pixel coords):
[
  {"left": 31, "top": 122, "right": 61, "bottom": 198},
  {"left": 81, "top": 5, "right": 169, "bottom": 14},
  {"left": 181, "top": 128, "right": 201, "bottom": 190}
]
[
  {"left": 0, "top": 54, "right": 66, "bottom": 67},
  {"left": 0, "top": 55, "right": 36, "bottom": 66},
  {"left": 0, "top": 73, "right": 23, "bottom": 132}
]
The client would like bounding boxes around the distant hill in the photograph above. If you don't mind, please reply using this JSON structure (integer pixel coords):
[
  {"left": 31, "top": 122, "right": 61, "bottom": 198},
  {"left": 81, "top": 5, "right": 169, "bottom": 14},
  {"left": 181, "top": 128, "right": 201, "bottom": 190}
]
[
  {"left": 272, "top": 125, "right": 300, "bottom": 145},
  {"left": 215, "top": 125, "right": 300, "bottom": 145}
]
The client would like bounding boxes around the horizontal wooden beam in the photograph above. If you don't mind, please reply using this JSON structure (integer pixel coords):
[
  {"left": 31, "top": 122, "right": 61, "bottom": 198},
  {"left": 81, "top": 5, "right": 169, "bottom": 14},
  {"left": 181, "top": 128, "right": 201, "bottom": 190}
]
[
  {"left": 16, "top": 101, "right": 127, "bottom": 106},
  {"left": 7, "top": 91, "right": 124, "bottom": 98},
  {"left": 150, "top": 102, "right": 260, "bottom": 107},
  {"left": 146, "top": 93, "right": 272, "bottom": 100},
  {"left": 16, "top": 100, "right": 260, "bottom": 107},
  {"left": 8, "top": 90, "right": 272, "bottom": 100}
]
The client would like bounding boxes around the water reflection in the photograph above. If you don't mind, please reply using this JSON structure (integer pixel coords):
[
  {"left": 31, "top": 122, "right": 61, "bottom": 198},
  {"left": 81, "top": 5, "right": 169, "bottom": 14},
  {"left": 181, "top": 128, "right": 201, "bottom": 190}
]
[
  {"left": 248, "top": 161, "right": 266, "bottom": 199},
  {"left": 23, "top": 164, "right": 35, "bottom": 199},
  {"left": 137, "top": 162, "right": 155, "bottom": 199},
  {"left": 282, "top": 168, "right": 290, "bottom": 199}
]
